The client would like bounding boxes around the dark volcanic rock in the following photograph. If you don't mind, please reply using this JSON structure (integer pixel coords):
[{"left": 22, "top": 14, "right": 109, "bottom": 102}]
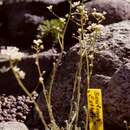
[
  {"left": 33, "top": 20, "right": 130, "bottom": 128},
  {"left": 1, "top": 2, "right": 51, "bottom": 48},
  {"left": 0, "top": 0, "right": 69, "bottom": 49},
  {"left": 97, "top": 20, "right": 130, "bottom": 62},
  {"left": 85, "top": 0, "right": 130, "bottom": 25},
  {"left": 94, "top": 50, "right": 122, "bottom": 76},
  {"left": 104, "top": 63, "right": 130, "bottom": 128},
  {"left": 91, "top": 74, "right": 111, "bottom": 90}
]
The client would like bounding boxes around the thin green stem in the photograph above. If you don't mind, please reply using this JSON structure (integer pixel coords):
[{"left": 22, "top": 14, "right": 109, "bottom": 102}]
[
  {"left": 61, "top": 0, "right": 72, "bottom": 51},
  {"left": 69, "top": 70, "right": 78, "bottom": 122},
  {"left": 10, "top": 61, "right": 48, "bottom": 130},
  {"left": 35, "top": 52, "right": 59, "bottom": 129},
  {"left": 86, "top": 54, "right": 90, "bottom": 89},
  {"left": 48, "top": 62, "right": 56, "bottom": 104}
]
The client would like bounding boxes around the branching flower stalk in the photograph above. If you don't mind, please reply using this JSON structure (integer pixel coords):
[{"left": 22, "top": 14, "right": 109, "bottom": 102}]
[
  {"left": 33, "top": 39, "right": 59, "bottom": 129},
  {"left": 68, "top": 2, "right": 88, "bottom": 129},
  {"left": 68, "top": 2, "right": 105, "bottom": 130},
  {"left": 61, "top": 0, "right": 72, "bottom": 51},
  {"left": 47, "top": 2, "right": 72, "bottom": 52},
  {"left": 74, "top": 2, "right": 86, "bottom": 127},
  {"left": 48, "top": 62, "right": 56, "bottom": 105},
  {"left": 10, "top": 62, "right": 48, "bottom": 130},
  {"left": 31, "top": 2, "right": 73, "bottom": 128}
]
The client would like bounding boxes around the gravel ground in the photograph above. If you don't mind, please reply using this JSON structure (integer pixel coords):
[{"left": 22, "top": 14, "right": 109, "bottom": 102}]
[{"left": 0, "top": 91, "right": 38, "bottom": 123}]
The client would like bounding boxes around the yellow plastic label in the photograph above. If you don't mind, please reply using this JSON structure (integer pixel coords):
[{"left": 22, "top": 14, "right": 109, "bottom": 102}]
[{"left": 87, "top": 89, "right": 104, "bottom": 130}]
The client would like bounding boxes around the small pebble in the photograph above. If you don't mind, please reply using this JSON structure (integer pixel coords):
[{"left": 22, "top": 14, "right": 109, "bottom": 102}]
[{"left": 0, "top": 93, "right": 38, "bottom": 123}]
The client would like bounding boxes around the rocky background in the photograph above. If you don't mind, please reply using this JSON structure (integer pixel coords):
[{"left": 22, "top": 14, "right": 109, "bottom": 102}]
[{"left": 0, "top": 0, "right": 130, "bottom": 130}]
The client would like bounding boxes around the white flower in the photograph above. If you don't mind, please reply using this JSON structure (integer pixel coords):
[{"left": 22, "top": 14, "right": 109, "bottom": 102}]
[
  {"left": 0, "top": 46, "right": 24, "bottom": 61},
  {"left": 13, "top": 66, "right": 26, "bottom": 79},
  {"left": 65, "top": 14, "right": 69, "bottom": 18},
  {"left": 47, "top": 5, "right": 53, "bottom": 11},
  {"left": 123, "top": 120, "right": 127, "bottom": 124},
  {"left": 72, "top": 1, "right": 80, "bottom": 8},
  {"left": 78, "top": 28, "right": 81, "bottom": 32},
  {"left": 18, "top": 70, "right": 26, "bottom": 79},
  {"left": 59, "top": 17, "right": 66, "bottom": 23},
  {"left": 87, "top": 23, "right": 103, "bottom": 32},
  {"left": 39, "top": 77, "right": 44, "bottom": 84},
  {"left": 89, "top": 54, "right": 94, "bottom": 60},
  {"left": 33, "top": 39, "right": 42, "bottom": 46},
  {"left": 92, "top": 11, "right": 105, "bottom": 21},
  {"left": 77, "top": 5, "right": 85, "bottom": 11}
]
